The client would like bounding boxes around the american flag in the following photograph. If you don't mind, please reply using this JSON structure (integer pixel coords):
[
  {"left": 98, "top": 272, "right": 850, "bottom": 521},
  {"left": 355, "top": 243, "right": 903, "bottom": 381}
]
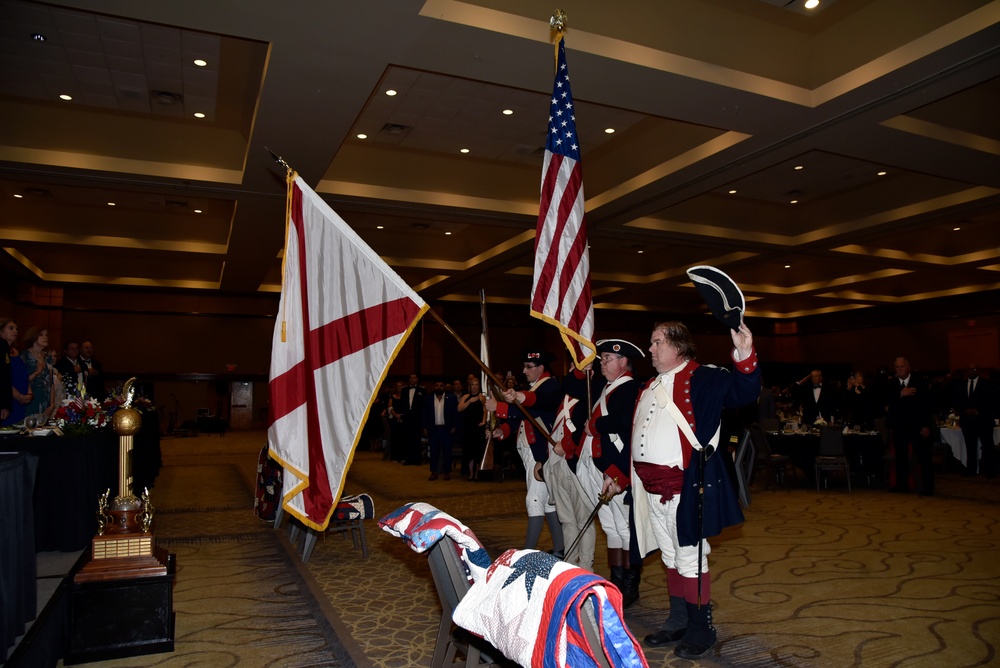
[{"left": 530, "top": 36, "right": 596, "bottom": 370}]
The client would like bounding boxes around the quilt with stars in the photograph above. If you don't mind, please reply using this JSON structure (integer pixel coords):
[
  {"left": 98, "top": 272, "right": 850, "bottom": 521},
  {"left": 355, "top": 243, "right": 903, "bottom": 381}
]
[
  {"left": 452, "top": 548, "right": 648, "bottom": 668},
  {"left": 378, "top": 502, "right": 492, "bottom": 582}
]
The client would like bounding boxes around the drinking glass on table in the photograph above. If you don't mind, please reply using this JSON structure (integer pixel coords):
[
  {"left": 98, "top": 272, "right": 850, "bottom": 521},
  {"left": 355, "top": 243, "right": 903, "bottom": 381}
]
[{"left": 24, "top": 415, "right": 38, "bottom": 435}]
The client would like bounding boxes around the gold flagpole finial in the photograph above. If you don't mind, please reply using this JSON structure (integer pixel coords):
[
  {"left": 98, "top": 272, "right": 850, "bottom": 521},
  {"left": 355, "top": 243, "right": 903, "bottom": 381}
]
[{"left": 550, "top": 9, "right": 567, "bottom": 35}]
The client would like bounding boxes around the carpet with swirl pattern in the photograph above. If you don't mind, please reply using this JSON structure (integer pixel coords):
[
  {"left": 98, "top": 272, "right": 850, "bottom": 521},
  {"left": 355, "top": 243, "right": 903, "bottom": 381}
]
[{"left": 88, "top": 450, "right": 359, "bottom": 668}]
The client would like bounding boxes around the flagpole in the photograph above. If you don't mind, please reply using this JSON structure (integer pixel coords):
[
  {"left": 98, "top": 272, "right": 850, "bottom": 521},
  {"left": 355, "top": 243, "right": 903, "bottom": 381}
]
[{"left": 425, "top": 308, "right": 560, "bottom": 450}]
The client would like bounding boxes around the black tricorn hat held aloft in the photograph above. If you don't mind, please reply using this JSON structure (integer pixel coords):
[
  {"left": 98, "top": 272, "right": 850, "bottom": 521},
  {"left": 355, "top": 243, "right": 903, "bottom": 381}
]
[{"left": 686, "top": 265, "right": 745, "bottom": 331}]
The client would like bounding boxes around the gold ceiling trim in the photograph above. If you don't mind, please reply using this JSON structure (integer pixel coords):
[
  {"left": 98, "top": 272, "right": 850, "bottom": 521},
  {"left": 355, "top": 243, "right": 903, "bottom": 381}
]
[
  {"left": 817, "top": 282, "right": 1000, "bottom": 302},
  {"left": 880, "top": 116, "right": 1000, "bottom": 156},
  {"left": 811, "top": 2, "right": 1000, "bottom": 106},
  {"left": 740, "top": 269, "right": 913, "bottom": 295},
  {"left": 0, "top": 147, "right": 244, "bottom": 184},
  {"left": 3, "top": 246, "right": 221, "bottom": 289},
  {"left": 420, "top": 0, "right": 1000, "bottom": 108},
  {"left": 832, "top": 244, "right": 1000, "bottom": 265},
  {"left": 412, "top": 275, "right": 451, "bottom": 292},
  {"left": 316, "top": 179, "right": 537, "bottom": 216},
  {"left": 0, "top": 230, "right": 227, "bottom": 255},
  {"left": 587, "top": 132, "right": 752, "bottom": 209},
  {"left": 751, "top": 303, "right": 873, "bottom": 319},
  {"left": 627, "top": 186, "right": 1000, "bottom": 245}
]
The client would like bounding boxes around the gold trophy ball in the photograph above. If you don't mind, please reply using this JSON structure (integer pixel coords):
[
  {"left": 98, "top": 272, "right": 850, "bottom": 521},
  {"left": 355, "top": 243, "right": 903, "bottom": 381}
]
[{"left": 112, "top": 407, "right": 143, "bottom": 435}]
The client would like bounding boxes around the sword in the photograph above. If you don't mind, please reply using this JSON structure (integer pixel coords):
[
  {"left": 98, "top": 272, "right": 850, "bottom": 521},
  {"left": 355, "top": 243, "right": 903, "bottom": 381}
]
[{"left": 563, "top": 488, "right": 612, "bottom": 560}]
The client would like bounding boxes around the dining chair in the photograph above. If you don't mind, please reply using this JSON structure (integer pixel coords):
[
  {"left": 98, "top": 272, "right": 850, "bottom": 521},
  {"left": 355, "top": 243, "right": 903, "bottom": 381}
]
[
  {"left": 816, "top": 427, "right": 851, "bottom": 492},
  {"left": 748, "top": 424, "right": 793, "bottom": 490},
  {"left": 734, "top": 429, "right": 755, "bottom": 507}
]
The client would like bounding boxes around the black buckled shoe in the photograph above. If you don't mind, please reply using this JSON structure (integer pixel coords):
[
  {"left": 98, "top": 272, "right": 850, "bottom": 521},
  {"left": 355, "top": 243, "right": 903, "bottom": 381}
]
[
  {"left": 643, "top": 628, "right": 686, "bottom": 647},
  {"left": 674, "top": 638, "right": 716, "bottom": 660}
]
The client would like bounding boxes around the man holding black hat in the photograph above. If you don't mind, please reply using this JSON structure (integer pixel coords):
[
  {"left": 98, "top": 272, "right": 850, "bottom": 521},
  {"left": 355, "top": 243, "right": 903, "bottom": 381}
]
[
  {"left": 577, "top": 338, "right": 645, "bottom": 605},
  {"left": 635, "top": 320, "right": 759, "bottom": 660},
  {"left": 486, "top": 349, "right": 564, "bottom": 554}
]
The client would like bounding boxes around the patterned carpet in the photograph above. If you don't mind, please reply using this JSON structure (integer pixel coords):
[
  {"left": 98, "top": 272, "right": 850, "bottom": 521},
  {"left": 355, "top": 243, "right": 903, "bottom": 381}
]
[
  {"left": 87, "top": 439, "right": 357, "bottom": 668},
  {"left": 84, "top": 431, "right": 1000, "bottom": 668}
]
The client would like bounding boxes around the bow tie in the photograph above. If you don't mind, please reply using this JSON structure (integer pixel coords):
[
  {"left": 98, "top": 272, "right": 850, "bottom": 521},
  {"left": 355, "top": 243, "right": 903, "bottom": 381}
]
[{"left": 813, "top": 384, "right": 822, "bottom": 389}]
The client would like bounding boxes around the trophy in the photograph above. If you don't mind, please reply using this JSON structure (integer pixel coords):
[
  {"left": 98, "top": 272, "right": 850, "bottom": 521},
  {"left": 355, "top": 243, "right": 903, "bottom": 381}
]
[{"left": 75, "top": 378, "right": 168, "bottom": 582}]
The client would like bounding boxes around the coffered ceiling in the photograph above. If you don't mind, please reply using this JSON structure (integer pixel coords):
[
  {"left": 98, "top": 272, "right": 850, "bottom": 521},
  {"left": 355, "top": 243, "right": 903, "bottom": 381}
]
[{"left": 1, "top": 0, "right": 999, "bottom": 329}]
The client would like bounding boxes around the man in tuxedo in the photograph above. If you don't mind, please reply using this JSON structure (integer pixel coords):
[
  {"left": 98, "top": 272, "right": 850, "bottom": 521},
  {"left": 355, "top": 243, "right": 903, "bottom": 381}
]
[
  {"left": 796, "top": 369, "right": 839, "bottom": 424},
  {"left": 886, "top": 357, "right": 935, "bottom": 495},
  {"left": 80, "top": 341, "right": 105, "bottom": 400},
  {"left": 952, "top": 365, "right": 997, "bottom": 478},
  {"left": 54, "top": 341, "right": 86, "bottom": 394},
  {"left": 400, "top": 373, "right": 426, "bottom": 466},
  {"left": 422, "top": 380, "right": 458, "bottom": 480}
]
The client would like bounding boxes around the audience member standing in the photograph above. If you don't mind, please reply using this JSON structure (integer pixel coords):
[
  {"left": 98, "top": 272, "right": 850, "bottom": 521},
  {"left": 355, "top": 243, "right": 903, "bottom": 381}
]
[
  {"left": 54, "top": 340, "right": 85, "bottom": 396},
  {"left": 401, "top": 373, "right": 425, "bottom": 465},
  {"left": 80, "top": 340, "right": 105, "bottom": 400},
  {"left": 21, "top": 327, "right": 56, "bottom": 419},
  {"left": 0, "top": 318, "right": 18, "bottom": 423},
  {"left": 457, "top": 377, "right": 486, "bottom": 480},
  {"left": 386, "top": 380, "right": 407, "bottom": 462},
  {"left": 795, "top": 369, "right": 839, "bottom": 424},
  {"left": 423, "top": 380, "right": 458, "bottom": 480},
  {"left": 952, "top": 365, "right": 997, "bottom": 478},
  {"left": 887, "top": 357, "right": 934, "bottom": 495}
]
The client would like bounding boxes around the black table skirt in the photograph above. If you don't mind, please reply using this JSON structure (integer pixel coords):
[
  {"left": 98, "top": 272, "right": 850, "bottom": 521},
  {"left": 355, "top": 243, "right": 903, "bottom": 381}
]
[{"left": 0, "top": 452, "right": 38, "bottom": 654}]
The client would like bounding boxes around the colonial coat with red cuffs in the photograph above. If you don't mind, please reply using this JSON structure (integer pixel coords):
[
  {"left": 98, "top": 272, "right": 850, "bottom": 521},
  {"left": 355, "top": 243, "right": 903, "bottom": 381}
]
[
  {"left": 587, "top": 372, "right": 641, "bottom": 488},
  {"left": 632, "top": 348, "right": 761, "bottom": 552},
  {"left": 494, "top": 373, "right": 562, "bottom": 463}
]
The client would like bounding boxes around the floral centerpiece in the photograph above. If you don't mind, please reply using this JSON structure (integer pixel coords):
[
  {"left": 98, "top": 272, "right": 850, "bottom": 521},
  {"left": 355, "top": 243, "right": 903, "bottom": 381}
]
[{"left": 54, "top": 394, "right": 111, "bottom": 436}]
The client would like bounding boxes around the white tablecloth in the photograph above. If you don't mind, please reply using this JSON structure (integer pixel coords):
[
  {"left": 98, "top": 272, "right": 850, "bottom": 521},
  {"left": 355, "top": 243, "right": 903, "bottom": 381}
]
[{"left": 939, "top": 426, "right": 1000, "bottom": 467}]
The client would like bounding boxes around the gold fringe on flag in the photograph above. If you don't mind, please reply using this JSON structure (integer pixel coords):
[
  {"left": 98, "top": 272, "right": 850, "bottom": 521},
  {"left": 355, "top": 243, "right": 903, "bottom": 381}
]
[{"left": 280, "top": 168, "right": 296, "bottom": 343}]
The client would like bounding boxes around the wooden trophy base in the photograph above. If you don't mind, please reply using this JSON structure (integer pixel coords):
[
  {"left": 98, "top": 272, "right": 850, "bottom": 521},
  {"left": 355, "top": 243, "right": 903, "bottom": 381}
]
[{"left": 66, "top": 546, "right": 176, "bottom": 664}]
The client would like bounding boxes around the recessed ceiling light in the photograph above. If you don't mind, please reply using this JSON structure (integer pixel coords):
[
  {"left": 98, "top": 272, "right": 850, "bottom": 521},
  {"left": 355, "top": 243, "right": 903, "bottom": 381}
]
[
  {"left": 376, "top": 225, "right": 384, "bottom": 230},
  {"left": 953, "top": 226, "right": 961, "bottom": 231},
  {"left": 59, "top": 94, "right": 72, "bottom": 101},
  {"left": 790, "top": 199, "right": 799, "bottom": 204},
  {"left": 728, "top": 189, "right": 737, "bottom": 194},
  {"left": 445, "top": 231, "right": 452, "bottom": 236},
  {"left": 877, "top": 170, "right": 887, "bottom": 176},
  {"left": 385, "top": 89, "right": 397, "bottom": 96},
  {"left": 502, "top": 109, "right": 513, "bottom": 115},
  {"left": 460, "top": 148, "right": 470, "bottom": 154},
  {"left": 193, "top": 112, "right": 205, "bottom": 118},
  {"left": 107, "top": 202, "right": 115, "bottom": 206},
  {"left": 604, "top": 128, "right": 615, "bottom": 134},
  {"left": 357, "top": 133, "right": 368, "bottom": 139},
  {"left": 31, "top": 33, "right": 46, "bottom": 42},
  {"left": 194, "top": 209, "right": 203, "bottom": 214},
  {"left": 14, "top": 194, "right": 23, "bottom": 198},
  {"left": 794, "top": 165, "right": 804, "bottom": 170},
  {"left": 805, "top": 0, "right": 820, "bottom": 9},
  {"left": 193, "top": 59, "right": 207, "bottom": 67},
  {"left": 784, "top": 264, "right": 791, "bottom": 269},
  {"left": 637, "top": 249, "right": 644, "bottom": 254}
]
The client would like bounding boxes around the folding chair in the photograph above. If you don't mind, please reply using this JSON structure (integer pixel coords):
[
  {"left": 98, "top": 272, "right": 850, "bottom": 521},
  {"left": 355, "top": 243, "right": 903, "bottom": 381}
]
[{"left": 427, "top": 536, "right": 505, "bottom": 668}]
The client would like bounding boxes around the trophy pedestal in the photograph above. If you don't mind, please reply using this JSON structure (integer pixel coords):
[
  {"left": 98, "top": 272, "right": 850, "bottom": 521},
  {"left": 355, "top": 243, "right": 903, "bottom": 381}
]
[{"left": 65, "top": 547, "right": 176, "bottom": 665}]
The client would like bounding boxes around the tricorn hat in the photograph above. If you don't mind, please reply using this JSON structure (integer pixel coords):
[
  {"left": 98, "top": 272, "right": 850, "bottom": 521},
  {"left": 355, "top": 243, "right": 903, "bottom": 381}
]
[
  {"left": 596, "top": 339, "right": 645, "bottom": 359},
  {"left": 521, "top": 349, "right": 555, "bottom": 366},
  {"left": 686, "top": 265, "right": 745, "bottom": 331}
]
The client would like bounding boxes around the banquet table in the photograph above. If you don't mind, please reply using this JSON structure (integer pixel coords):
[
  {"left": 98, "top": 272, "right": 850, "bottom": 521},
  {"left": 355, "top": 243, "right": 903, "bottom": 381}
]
[
  {"left": 938, "top": 425, "right": 1000, "bottom": 467},
  {"left": 765, "top": 429, "right": 885, "bottom": 485},
  {"left": 2, "top": 432, "right": 118, "bottom": 552}
]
